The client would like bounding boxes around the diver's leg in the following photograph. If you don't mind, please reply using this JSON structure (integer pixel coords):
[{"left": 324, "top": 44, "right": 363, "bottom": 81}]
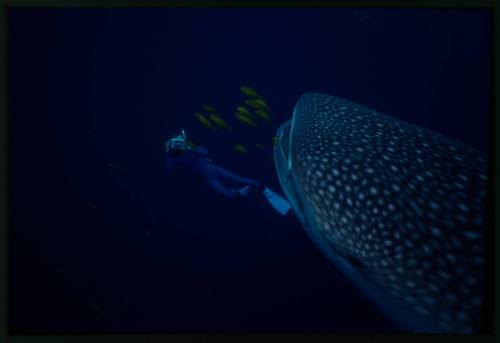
[
  {"left": 206, "top": 178, "right": 242, "bottom": 198},
  {"left": 209, "top": 165, "right": 261, "bottom": 187},
  {"left": 206, "top": 167, "right": 289, "bottom": 213}
]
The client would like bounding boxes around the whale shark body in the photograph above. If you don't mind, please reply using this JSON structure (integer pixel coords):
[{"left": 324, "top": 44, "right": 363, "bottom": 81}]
[{"left": 274, "top": 93, "right": 487, "bottom": 333}]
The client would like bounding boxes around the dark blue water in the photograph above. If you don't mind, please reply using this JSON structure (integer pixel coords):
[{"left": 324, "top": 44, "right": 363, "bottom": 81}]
[{"left": 8, "top": 8, "right": 491, "bottom": 333}]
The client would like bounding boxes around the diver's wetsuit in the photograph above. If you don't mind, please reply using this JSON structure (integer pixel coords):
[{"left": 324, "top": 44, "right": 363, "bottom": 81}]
[{"left": 165, "top": 146, "right": 261, "bottom": 198}]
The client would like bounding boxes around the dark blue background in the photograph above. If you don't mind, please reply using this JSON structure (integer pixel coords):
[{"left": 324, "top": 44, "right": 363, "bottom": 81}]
[{"left": 8, "top": 8, "right": 491, "bottom": 333}]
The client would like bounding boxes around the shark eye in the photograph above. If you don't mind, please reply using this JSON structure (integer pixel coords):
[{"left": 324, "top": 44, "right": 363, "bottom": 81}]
[{"left": 346, "top": 255, "right": 365, "bottom": 270}]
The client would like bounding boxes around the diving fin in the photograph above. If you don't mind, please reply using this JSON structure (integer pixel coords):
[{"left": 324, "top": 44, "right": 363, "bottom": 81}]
[{"left": 262, "top": 187, "right": 291, "bottom": 215}]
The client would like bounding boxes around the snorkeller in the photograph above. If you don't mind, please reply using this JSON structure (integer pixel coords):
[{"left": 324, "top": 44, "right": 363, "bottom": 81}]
[{"left": 165, "top": 130, "right": 291, "bottom": 215}]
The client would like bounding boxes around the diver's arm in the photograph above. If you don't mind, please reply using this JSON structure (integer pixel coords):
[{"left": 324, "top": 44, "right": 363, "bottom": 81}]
[{"left": 193, "top": 146, "right": 209, "bottom": 157}]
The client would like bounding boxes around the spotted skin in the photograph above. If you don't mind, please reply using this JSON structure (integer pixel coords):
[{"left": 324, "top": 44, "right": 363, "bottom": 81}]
[{"left": 274, "top": 93, "right": 486, "bottom": 333}]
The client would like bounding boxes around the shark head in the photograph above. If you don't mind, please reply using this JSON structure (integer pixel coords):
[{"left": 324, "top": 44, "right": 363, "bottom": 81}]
[{"left": 274, "top": 93, "right": 487, "bottom": 333}]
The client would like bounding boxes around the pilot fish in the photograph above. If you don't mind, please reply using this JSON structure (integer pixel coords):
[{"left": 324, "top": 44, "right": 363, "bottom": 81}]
[
  {"left": 209, "top": 113, "right": 232, "bottom": 131},
  {"left": 245, "top": 98, "right": 270, "bottom": 111},
  {"left": 237, "top": 106, "right": 254, "bottom": 118},
  {"left": 203, "top": 104, "right": 218, "bottom": 113},
  {"left": 195, "top": 112, "right": 216, "bottom": 131},
  {"left": 255, "top": 109, "right": 271, "bottom": 122},
  {"left": 234, "top": 111, "right": 258, "bottom": 128},
  {"left": 240, "top": 85, "right": 262, "bottom": 98},
  {"left": 273, "top": 93, "right": 487, "bottom": 333},
  {"left": 234, "top": 144, "right": 248, "bottom": 153}
]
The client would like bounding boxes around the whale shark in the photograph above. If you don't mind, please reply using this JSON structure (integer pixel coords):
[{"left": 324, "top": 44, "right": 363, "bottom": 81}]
[{"left": 274, "top": 93, "right": 487, "bottom": 333}]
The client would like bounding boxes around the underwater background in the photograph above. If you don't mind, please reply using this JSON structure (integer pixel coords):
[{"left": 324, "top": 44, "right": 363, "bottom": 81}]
[{"left": 8, "top": 8, "right": 491, "bottom": 333}]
